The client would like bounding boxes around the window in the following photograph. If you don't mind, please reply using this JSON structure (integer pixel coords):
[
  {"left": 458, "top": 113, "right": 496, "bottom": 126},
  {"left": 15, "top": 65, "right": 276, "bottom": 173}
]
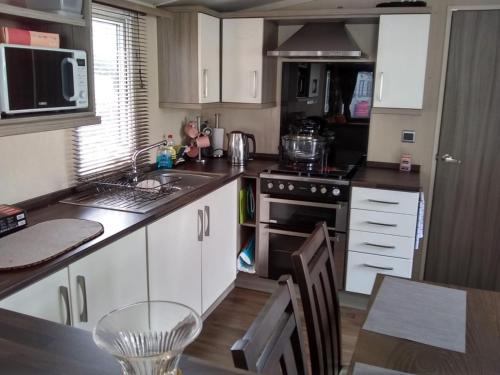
[{"left": 73, "top": 3, "right": 149, "bottom": 180}]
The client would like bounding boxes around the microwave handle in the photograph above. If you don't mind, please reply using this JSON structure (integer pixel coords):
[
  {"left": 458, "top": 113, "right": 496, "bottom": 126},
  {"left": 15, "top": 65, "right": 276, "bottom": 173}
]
[{"left": 61, "top": 57, "right": 78, "bottom": 102}]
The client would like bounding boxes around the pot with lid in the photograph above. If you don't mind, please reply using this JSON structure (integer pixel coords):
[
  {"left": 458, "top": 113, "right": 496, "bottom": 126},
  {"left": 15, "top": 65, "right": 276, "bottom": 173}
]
[{"left": 281, "top": 134, "right": 327, "bottom": 163}]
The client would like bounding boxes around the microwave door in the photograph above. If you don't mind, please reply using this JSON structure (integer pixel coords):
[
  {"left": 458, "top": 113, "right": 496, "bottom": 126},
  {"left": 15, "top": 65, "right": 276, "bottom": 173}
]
[
  {"left": 4, "top": 47, "right": 36, "bottom": 111},
  {"left": 33, "top": 50, "right": 75, "bottom": 109}
]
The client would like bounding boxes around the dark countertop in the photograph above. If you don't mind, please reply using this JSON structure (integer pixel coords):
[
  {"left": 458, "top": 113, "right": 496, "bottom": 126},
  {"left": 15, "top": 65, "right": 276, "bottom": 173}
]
[
  {"left": 352, "top": 166, "right": 421, "bottom": 192},
  {"left": 0, "top": 307, "right": 252, "bottom": 375},
  {"left": 0, "top": 158, "right": 277, "bottom": 300}
]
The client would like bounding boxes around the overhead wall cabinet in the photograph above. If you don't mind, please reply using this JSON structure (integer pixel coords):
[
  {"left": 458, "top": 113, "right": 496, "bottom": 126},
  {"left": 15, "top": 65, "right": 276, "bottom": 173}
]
[
  {"left": 157, "top": 12, "right": 221, "bottom": 109},
  {"left": 373, "top": 14, "right": 431, "bottom": 110},
  {"left": 148, "top": 181, "right": 238, "bottom": 315},
  {"left": 0, "top": 230, "right": 148, "bottom": 329},
  {"left": 0, "top": 0, "right": 100, "bottom": 137},
  {"left": 222, "top": 18, "right": 278, "bottom": 106}
]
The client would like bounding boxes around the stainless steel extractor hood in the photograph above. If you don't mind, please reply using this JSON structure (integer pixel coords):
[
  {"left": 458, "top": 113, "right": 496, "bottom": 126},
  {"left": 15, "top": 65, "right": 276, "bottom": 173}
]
[{"left": 267, "top": 23, "right": 362, "bottom": 58}]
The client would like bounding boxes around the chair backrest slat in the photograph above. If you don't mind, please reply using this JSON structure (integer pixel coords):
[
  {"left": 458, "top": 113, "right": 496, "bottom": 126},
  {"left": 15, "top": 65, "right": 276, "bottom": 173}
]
[
  {"left": 231, "top": 275, "right": 309, "bottom": 375},
  {"left": 292, "top": 222, "right": 342, "bottom": 375}
]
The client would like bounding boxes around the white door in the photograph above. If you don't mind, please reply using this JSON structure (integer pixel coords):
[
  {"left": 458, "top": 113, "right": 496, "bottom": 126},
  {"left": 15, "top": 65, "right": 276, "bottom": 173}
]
[
  {"left": 0, "top": 268, "right": 71, "bottom": 325},
  {"left": 222, "top": 18, "right": 264, "bottom": 103},
  {"left": 69, "top": 229, "right": 148, "bottom": 330},
  {"left": 201, "top": 180, "right": 238, "bottom": 313},
  {"left": 373, "top": 14, "right": 430, "bottom": 109},
  {"left": 198, "top": 13, "right": 220, "bottom": 103},
  {"left": 148, "top": 201, "right": 203, "bottom": 314}
]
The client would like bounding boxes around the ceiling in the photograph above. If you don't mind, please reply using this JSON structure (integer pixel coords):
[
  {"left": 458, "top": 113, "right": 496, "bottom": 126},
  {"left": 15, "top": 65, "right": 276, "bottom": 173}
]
[{"left": 138, "top": 0, "right": 315, "bottom": 12}]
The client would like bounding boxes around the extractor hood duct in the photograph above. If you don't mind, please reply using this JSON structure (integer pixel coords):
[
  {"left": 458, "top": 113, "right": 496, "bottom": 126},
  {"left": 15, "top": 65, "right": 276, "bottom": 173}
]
[{"left": 267, "top": 23, "right": 362, "bottom": 58}]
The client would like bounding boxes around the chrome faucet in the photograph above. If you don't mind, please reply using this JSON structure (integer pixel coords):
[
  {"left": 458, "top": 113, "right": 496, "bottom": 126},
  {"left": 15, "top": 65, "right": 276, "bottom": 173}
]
[{"left": 130, "top": 140, "right": 167, "bottom": 182}]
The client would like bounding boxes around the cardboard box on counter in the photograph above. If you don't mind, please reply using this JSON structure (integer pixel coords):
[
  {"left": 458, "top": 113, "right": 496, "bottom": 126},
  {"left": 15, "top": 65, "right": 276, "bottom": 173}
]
[{"left": 0, "top": 27, "right": 60, "bottom": 48}]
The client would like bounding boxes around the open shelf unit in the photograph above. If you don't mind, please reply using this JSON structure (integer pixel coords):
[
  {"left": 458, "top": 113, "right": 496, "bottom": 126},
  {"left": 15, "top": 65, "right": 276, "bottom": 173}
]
[
  {"left": 0, "top": 0, "right": 99, "bottom": 137},
  {"left": 237, "top": 176, "right": 258, "bottom": 275}
]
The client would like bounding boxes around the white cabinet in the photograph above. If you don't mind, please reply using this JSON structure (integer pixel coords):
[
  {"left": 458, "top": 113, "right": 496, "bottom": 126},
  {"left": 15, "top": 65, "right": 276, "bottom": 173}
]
[
  {"left": 346, "top": 187, "right": 419, "bottom": 294},
  {"left": 148, "top": 181, "right": 238, "bottom": 316},
  {"left": 0, "top": 268, "right": 71, "bottom": 325},
  {"left": 198, "top": 13, "right": 220, "bottom": 104},
  {"left": 69, "top": 229, "right": 148, "bottom": 330},
  {"left": 222, "top": 18, "right": 277, "bottom": 104},
  {"left": 373, "top": 14, "right": 430, "bottom": 109}
]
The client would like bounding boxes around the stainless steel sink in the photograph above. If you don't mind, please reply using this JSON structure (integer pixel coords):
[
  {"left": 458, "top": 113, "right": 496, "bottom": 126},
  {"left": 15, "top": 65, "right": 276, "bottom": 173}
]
[{"left": 61, "top": 170, "right": 221, "bottom": 214}]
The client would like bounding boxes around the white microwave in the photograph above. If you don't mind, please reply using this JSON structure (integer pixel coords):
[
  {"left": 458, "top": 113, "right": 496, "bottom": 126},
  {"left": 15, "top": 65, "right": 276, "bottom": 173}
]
[{"left": 0, "top": 44, "right": 88, "bottom": 115}]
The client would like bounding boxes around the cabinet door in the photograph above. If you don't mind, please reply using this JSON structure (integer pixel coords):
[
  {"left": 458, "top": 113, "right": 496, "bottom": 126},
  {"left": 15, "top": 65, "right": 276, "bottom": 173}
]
[
  {"left": 148, "top": 201, "right": 203, "bottom": 314},
  {"left": 198, "top": 13, "right": 220, "bottom": 103},
  {"left": 0, "top": 268, "right": 71, "bottom": 325},
  {"left": 373, "top": 14, "right": 430, "bottom": 109},
  {"left": 69, "top": 229, "right": 148, "bottom": 330},
  {"left": 201, "top": 181, "right": 238, "bottom": 313},
  {"left": 222, "top": 18, "right": 264, "bottom": 103}
]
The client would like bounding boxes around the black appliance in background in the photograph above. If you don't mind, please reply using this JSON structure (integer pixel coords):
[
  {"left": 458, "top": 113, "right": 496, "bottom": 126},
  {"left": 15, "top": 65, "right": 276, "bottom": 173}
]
[{"left": 280, "top": 62, "right": 374, "bottom": 171}]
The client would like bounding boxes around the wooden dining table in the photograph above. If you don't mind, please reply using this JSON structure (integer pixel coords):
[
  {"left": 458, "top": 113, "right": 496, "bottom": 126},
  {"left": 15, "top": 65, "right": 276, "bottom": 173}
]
[{"left": 349, "top": 274, "right": 500, "bottom": 374}]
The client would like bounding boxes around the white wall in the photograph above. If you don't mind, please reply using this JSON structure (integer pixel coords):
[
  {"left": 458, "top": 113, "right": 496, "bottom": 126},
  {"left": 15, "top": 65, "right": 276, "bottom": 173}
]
[{"left": 0, "top": 15, "right": 189, "bottom": 204}]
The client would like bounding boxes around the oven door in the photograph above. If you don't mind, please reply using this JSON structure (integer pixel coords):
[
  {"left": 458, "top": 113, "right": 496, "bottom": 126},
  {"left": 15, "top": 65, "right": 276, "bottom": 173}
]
[
  {"left": 258, "top": 224, "right": 346, "bottom": 289},
  {"left": 2, "top": 46, "right": 77, "bottom": 114},
  {"left": 259, "top": 195, "right": 347, "bottom": 233}
]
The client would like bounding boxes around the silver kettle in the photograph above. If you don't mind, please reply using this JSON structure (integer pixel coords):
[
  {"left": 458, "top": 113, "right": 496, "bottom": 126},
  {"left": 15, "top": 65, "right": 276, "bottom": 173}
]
[{"left": 226, "top": 131, "right": 256, "bottom": 165}]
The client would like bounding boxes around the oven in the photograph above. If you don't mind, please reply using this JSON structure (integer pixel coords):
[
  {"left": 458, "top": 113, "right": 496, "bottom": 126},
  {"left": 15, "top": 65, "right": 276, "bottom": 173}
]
[{"left": 257, "top": 173, "right": 349, "bottom": 288}]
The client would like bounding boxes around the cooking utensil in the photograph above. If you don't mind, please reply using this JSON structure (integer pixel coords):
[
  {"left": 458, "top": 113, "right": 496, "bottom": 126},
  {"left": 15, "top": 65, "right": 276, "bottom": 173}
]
[
  {"left": 281, "top": 134, "right": 327, "bottom": 163},
  {"left": 227, "top": 131, "right": 256, "bottom": 166}
]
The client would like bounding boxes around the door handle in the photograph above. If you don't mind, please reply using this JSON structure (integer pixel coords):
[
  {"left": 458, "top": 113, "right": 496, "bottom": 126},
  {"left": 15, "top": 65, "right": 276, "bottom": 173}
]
[
  {"left": 197, "top": 209, "right": 204, "bottom": 242},
  {"left": 378, "top": 71, "right": 384, "bottom": 102},
  {"left": 61, "top": 57, "right": 78, "bottom": 102},
  {"left": 59, "top": 286, "right": 72, "bottom": 326},
  {"left": 203, "top": 69, "right": 208, "bottom": 98},
  {"left": 252, "top": 70, "right": 258, "bottom": 98},
  {"left": 440, "top": 154, "right": 462, "bottom": 164},
  {"left": 76, "top": 275, "right": 88, "bottom": 323},
  {"left": 204, "top": 205, "right": 210, "bottom": 237}
]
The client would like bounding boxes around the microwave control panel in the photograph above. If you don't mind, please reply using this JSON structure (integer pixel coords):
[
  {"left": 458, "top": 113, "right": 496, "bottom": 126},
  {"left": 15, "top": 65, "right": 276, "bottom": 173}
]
[{"left": 73, "top": 50, "right": 89, "bottom": 108}]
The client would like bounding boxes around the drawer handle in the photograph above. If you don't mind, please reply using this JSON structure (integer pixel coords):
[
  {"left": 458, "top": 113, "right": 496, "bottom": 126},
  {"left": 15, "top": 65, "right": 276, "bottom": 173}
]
[
  {"left": 363, "top": 242, "right": 396, "bottom": 249},
  {"left": 366, "top": 221, "right": 398, "bottom": 227},
  {"left": 76, "top": 275, "right": 88, "bottom": 323},
  {"left": 59, "top": 286, "right": 71, "bottom": 326},
  {"left": 368, "top": 199, "right": 400, "bottom": 205},
  {"left": 363, "top": 263, "right": 394, "bottom": 271}
]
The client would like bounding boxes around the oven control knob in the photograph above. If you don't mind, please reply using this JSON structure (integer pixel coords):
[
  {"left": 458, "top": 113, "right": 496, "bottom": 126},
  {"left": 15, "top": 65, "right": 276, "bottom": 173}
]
[
  {"left": 310, "top": 186, "right": 317, "bottom": 193},
  {"left": 288, "top": 184, "right": 295, "bottom": 191},
  {"left": 332, "top": 188, "right": 341, "bottom": 196},
  {"left": 320, "top": 187, "right": 327, "bottom": 194},
  {"left": 279, "top": 183, "right": 285, "bottom": 190},
  {"left": 267, "top": 182, "right": 274, "bottom": 189}
]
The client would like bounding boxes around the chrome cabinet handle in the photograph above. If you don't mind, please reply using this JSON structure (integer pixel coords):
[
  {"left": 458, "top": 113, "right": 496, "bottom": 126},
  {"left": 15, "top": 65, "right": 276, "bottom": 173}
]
[
  {"left": 366, "top": 221, "right": 397, "bottom": 227},
  {"left": 198, "top": 209, "right": 204, "bottom": 242},
  {"left": 59, "top": 286, "right": 71, "bottom": 326},
  {"left": 368, "top": 199, "right": 399, "bottom": 205},
  {"left": 378, "top": 71, "right": 384, "bottom": 102},
  {"left": 440, "top": 154, "right": 462, "bottom": 164},
  {"left": 204, "top": 206, "right": 210, "bottom": 237},
  {"left": 363, "top": 263, "right": 394, "bottom": 271},
  {"left": 252, "top": 70, "right": 258, "bottom": 98},
  {"left": 76, "top": 275, "right": 88, "bottom": 323},
  {"left": 203, "top": 69, "right": 208, "bottom": 98},
  {"left": 363, "top": 242, "right": 396, "bottom": 249}
]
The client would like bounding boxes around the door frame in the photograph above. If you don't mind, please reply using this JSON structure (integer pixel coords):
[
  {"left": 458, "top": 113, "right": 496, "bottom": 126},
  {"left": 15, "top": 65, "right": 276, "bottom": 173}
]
[{"left": 423, "top": 5, "right": 500, "bottom": 279}]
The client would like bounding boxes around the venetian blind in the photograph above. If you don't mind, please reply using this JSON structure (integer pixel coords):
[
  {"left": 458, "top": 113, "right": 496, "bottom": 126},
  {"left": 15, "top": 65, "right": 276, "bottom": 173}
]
[{"left": 73, "top": 3, "right": 149, "bottom": 181}]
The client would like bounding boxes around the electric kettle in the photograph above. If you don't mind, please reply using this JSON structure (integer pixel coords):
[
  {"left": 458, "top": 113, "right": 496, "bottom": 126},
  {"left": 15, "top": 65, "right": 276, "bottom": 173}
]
[{"left": 226, "top": 131, "right": 256, "bottom": 165}]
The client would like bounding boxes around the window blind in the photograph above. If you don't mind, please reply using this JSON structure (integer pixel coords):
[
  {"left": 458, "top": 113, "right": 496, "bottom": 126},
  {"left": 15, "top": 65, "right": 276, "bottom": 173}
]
[{"left": 73, "top": 3, "right": 149, "bottom": 181}]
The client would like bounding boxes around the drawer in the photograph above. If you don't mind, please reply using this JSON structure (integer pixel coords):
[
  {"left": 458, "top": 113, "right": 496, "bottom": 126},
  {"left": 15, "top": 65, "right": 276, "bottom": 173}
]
[
  {"left": 346, "top": 251, "right": 413, "bottom": 294},
  {"left": 348, "top": 230, "right": 414, "bottom": 259},
  {"left": 351, "top": 187, "right": 419, "bottom": 215},
  {"left": 349, "top": 209, "right": 417, "bottom": 237}
]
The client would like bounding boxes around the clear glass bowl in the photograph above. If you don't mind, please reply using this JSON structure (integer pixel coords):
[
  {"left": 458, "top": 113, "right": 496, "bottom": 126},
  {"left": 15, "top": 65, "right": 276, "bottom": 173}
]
[{"left": 93, "top": 301, "right": 202, "bottom": 375}]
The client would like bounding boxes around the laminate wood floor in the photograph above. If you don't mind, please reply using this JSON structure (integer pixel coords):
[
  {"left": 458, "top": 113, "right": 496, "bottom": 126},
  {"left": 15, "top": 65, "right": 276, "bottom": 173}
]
[{"left": 185, "top": 287, "right": 366, "bottom": 369}]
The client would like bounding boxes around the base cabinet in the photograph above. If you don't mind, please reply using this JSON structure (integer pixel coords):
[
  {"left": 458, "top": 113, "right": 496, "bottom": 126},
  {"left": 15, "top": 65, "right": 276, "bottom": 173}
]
[{"left": 148, "top": 181, "right": 238, "bottom": 315}]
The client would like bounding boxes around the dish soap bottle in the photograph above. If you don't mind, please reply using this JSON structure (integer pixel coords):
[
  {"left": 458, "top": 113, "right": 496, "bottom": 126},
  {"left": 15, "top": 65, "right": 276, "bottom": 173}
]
[
  {"left": 156, "top": 135, "right": 171, "bottom": 169},
  {"left": 166, "top": 134, "right": 176, "bottom": 164}
]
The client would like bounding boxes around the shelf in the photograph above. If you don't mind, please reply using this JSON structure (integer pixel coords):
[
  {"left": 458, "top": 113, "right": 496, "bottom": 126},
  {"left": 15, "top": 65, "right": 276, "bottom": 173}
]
[
  {"left": 0, "top": 112, "right": 101, "bottom": 137},
  {"left": 240, "top": 221, "right": 256, "bottom": 228},
  {"left": 0, "top": 3, "right": 87, "bottom": 27}
]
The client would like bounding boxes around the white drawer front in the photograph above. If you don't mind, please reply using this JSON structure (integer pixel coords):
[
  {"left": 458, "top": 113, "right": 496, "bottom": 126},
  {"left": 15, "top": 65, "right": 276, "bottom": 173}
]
[
  {"left": 346, "top": 251, "right": 413, "bottom": 294},
  {"left": 349, "top": 209, "right": 417, "bottom": 237},
  {"left": 348, "top": 230, "right": 414, "bottom": 259},
  {"left": 351, "top": 187, "right": 419, "bottom": 215}
]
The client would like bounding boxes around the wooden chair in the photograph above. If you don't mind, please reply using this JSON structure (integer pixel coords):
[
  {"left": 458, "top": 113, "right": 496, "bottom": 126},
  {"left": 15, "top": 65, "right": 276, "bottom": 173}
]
[
  {"left": 292, "top": 221, "right": 342, "bottom": 375},
  {"left": 231, "top": 274, "right": 309, "bottom": 375}
]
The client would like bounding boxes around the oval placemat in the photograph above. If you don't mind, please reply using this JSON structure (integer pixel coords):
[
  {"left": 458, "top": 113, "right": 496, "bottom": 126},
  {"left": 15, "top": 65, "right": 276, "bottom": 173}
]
[{"left": 0, "top": 219, "right": 104, "bottom": 270}]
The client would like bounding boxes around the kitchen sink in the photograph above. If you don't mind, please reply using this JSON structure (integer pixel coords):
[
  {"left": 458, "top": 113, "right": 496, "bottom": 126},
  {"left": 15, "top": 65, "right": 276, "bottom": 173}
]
[{"left": 61, "top": 170, "right": 222, "bottom": 214}]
